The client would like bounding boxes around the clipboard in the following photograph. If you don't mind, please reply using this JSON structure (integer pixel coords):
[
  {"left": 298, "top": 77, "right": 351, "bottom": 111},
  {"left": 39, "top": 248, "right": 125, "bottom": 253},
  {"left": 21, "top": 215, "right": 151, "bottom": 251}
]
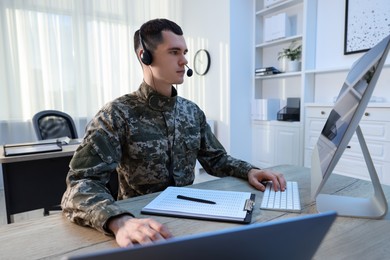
[
  {"left": 141, "top": 187, "right": 255, "bottom": 224},
  {"left": 3, "top": 141, "right": 62, "bottom": 157}
]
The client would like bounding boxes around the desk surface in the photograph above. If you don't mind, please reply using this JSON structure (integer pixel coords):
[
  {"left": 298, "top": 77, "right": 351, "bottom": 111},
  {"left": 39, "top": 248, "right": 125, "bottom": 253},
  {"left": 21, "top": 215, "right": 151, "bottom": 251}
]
[
  {"left": 1, "top": 165, "right": 390, "bottom": 259},
  {"left": 0, "top": 143, "right": 79, "bottom": 163}
]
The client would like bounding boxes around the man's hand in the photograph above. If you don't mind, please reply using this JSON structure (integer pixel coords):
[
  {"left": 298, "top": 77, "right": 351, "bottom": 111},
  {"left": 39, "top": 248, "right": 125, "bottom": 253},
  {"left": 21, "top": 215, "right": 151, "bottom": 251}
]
[
  {"left": 108, "top": 215, "right": 173, "bottom": 248},
  {"left": 248, "top": 168, "right": 286, "bottom": 192}
]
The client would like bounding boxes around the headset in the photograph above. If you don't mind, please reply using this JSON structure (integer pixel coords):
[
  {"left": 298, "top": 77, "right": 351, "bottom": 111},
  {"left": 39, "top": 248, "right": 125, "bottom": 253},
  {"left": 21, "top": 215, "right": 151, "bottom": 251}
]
[
  {"left": 139, "top": 29, "right": 153, "bottom": 66},
  {"left": 139, "top": 28, "right": 193, "bottom": 77}
]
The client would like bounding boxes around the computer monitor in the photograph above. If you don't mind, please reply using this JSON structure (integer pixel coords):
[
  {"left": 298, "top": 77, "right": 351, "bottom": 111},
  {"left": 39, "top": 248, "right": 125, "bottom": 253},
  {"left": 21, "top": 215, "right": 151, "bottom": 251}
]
[{"left": 311, "top": 34, "right": 390, "bottom": 219}]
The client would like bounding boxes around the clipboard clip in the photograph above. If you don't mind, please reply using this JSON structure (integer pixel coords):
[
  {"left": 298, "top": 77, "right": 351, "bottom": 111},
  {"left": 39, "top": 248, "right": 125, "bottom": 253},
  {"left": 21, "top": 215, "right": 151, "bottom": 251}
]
[{"left": 244, "top": 199, "right": 255, "bottom": 212}]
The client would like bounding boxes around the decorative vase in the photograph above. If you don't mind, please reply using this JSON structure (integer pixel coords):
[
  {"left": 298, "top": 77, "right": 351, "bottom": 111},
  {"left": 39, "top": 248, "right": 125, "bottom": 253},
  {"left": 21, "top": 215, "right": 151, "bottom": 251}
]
[
  {"left": 287, "top": 60, "right": 301, "bottom": 72},
  {"left": 279, "top": 57, "right": 288, "bottom": 72}
]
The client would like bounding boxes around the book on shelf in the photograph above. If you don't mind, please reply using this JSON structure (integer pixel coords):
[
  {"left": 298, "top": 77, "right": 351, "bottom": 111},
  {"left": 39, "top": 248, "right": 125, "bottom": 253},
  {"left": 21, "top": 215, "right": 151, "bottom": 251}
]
[
  {"left": 255, "top": 66, "right": 281, "bottom": 76},
  {"left": 256, "top": 71, "right": 274, "bottom": 76}
]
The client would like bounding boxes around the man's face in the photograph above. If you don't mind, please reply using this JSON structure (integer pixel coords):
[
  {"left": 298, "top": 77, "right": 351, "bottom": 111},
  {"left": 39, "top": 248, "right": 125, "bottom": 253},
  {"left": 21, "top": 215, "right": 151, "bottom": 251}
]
[{"left": 150, "top": 30, "right": 189, "bottom": 86}]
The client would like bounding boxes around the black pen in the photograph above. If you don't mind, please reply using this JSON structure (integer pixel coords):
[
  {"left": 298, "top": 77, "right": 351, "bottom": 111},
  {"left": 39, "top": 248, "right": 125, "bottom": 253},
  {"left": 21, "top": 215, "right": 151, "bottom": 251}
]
[{"left": 177, "top": 195, "right": 216, "bottom": 204}]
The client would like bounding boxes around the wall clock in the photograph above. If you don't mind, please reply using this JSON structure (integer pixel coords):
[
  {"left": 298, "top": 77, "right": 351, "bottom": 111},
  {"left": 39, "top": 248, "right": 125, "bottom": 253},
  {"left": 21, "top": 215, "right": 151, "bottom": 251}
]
[{"left": 194, "top": 49, "right": 210, "bottom": 75}]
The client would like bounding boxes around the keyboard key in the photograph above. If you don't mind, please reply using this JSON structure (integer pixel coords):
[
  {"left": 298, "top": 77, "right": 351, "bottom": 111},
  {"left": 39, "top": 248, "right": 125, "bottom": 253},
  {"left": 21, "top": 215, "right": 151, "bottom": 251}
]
[{"left": 260, "top": 181, "right": 301, "bottom": 212}]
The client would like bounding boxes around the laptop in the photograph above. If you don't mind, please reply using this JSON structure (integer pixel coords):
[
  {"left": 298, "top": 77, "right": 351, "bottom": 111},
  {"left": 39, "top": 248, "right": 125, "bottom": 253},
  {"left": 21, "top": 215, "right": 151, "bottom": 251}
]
[{"left": 65, "top": 211, "right": 336, "bottom": 260}]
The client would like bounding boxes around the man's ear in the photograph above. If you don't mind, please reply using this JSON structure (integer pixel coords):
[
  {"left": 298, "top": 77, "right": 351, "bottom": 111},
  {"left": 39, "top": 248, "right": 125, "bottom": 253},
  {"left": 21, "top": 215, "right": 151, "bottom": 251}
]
[
  {"left": 136, "top": 49, "right": 145, "bottom": 66},
  {"left": 137, "top": 49, "right": 143, "bottom": 61}
]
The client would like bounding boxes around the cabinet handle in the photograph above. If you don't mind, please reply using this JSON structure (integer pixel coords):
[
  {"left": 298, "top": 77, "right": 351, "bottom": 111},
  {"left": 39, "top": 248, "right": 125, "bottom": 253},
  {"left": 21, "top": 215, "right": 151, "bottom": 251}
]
[
  {"left": 320, "top": 111, "right": 326, "bottom": 115},
  {"left": 364, "top": 112, "right": 370, "bottom": 116}
]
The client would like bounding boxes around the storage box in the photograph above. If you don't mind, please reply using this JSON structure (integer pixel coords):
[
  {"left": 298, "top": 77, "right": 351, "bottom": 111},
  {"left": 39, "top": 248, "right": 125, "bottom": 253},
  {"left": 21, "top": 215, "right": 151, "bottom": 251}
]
[
  {"left": 277, "top": 97, "right": 300, "bottom": 121},
  {"left": 263, "top": 12, "right": 290, "bottom": 42},
  {"left": 251, "top": 99, "right": 280, "bottom": 120}
]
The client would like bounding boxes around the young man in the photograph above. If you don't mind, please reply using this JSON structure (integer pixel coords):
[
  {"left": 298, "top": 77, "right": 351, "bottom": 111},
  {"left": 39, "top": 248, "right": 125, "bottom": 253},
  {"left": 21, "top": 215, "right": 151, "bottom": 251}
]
[{"left": 61, "top": 18, "right": 286, "bottom": 248}]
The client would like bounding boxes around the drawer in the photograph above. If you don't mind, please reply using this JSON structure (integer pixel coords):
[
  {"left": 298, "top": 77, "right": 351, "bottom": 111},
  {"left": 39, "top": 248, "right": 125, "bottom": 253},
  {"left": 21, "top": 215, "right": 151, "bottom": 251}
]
[
  {"left": 342, "top": 139, "right": 390, "bottom": 161},
  {"left": 306, "top": 106, "right": 390, "bottom": 121},
  {"left": 305, "top": 106, "right": 332, "bottom": 119},
  {"left": 305, "top": 148, "right": 390, "bottom": 185},
  {"left": 360, "top": 107, "right": 390, "bottom": 122},
  {"left": 334, "top": 156, "right": 390, "bottom": 185},
  {"left": 306, "top": 136, "right": 390, "bottom": 161},
  {"left": 305, "top": 118, "right": 390, "bottom": 147},
  {"left": 305, "top": 118, "right": 326, "bottom": 132},
  {"left": 305, "top": 122, "right": 390, "bottom": 148},
  {"left": 358, "top": 121, "right": 390, "bottom": 141}
]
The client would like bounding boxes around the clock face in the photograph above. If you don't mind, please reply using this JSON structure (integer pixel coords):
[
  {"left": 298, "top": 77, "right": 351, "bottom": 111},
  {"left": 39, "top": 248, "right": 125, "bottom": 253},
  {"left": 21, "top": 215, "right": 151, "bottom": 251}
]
[{"left": 194, "top": 49, "right": 210, "bottom": 75}]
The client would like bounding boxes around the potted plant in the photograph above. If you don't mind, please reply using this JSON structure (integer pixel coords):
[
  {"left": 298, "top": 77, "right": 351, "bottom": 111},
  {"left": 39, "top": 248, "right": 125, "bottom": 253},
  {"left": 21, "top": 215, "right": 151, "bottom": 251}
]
[{"left": 278, "top": 41, "right": 302, "bottom": 72}]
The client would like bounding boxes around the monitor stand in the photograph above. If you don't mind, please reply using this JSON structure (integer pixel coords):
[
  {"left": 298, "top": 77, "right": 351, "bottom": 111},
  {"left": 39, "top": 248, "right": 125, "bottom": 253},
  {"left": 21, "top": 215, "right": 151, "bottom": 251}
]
[{"left": 316, "top": 126, "right": 388, "bottom": 219}]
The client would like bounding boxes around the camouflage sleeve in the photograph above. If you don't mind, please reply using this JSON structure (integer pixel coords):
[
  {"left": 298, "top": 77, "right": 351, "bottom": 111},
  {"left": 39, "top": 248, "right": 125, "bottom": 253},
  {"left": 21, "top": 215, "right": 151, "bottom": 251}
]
[
  {"left": 197, "top": 117, "right": 259, "bottom": 179},
  {"left": 61, "top": 127, "right": 132, "bottom": 235}
]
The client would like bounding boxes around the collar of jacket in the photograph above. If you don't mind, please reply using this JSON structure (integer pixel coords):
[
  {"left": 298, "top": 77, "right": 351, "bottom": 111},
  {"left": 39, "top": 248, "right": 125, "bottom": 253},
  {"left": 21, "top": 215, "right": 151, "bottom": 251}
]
[{"left": 139, "top": 81, "right": 177, "bottom": 112}]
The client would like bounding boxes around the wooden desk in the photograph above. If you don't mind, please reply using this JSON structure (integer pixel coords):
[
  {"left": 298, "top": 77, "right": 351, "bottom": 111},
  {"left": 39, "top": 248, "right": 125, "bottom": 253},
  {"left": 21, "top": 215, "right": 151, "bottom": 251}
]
[
  {"left": 0, "top": 144, "right": 79, "bottom": 223},
  {"left": 1, "top": 165, "right": 390, "bottom": 259}
]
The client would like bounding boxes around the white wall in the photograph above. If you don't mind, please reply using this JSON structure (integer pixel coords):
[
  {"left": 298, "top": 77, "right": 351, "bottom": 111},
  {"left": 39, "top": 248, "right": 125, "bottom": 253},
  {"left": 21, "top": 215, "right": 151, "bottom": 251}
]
[
  {"left": 0, "top": 0, "right": 255, "bottom": 191},
  {"left": 314, "top": 0, "right": 390, "bottom": 103},
  {"left": 228, "top": 0, "right": 253, "bottom": 161},
  {"left": 180, "top": 0, "right": 254, "bottom": 162},
  {"left": 1, "top": 0, "right": 236, "bottom": 191},
  {"left": 180, "top": 0, "right": 231, "bottom": 148},
  {"left": 316, "top": 0, "right": 362, "bottom": 69}
]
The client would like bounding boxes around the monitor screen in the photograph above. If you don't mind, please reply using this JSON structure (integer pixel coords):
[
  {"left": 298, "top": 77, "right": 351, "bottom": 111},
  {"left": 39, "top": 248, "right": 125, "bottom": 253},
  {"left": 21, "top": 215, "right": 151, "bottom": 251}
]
[{"left": 311, "top": 34, "right": 390, "bottom": 198}]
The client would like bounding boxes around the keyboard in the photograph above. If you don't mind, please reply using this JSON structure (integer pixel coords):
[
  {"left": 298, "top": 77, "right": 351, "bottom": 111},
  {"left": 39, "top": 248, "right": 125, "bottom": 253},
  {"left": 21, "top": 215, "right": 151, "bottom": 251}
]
[{"left": 260, "top": 181, "right": 301, "bottom": 212}]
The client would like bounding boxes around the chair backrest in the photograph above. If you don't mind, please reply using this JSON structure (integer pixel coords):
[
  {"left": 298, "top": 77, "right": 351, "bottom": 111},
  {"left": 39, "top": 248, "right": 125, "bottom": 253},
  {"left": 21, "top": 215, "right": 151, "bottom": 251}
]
[{"left": 32, "top": 110, "right": 78, "bottom": 140}]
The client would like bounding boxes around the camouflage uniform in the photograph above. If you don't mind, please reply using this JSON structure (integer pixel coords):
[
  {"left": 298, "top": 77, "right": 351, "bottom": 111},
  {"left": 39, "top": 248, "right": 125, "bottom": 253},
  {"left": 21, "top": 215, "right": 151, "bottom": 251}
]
[{"left": 61, "top": 81, "right": 256, "bottom": 235}]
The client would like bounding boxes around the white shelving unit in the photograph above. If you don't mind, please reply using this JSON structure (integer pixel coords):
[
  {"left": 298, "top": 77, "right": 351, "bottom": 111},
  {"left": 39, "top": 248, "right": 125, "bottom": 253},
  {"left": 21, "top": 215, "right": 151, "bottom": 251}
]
[
  {"left": 252, "top": 0, "right": 304, "bottom": 168},
  {"left": 252, "top": 0, "right": 390, "bottom": 182},
  {"left": 254, "top": 0, "right": 304, "bottom": 102}
]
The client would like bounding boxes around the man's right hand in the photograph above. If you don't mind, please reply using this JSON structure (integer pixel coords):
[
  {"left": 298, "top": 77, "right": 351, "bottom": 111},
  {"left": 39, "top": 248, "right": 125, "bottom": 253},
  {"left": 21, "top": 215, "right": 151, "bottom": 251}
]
[{"left": 108, "top": 215, "right": 173, "bottom": 247}]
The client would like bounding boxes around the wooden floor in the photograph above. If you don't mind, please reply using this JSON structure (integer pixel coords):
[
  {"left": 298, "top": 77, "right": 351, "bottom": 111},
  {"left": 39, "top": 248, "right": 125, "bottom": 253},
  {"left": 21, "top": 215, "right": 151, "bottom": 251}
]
[{"left": 0, "top": 170, "right": 219, "bottom": 226}]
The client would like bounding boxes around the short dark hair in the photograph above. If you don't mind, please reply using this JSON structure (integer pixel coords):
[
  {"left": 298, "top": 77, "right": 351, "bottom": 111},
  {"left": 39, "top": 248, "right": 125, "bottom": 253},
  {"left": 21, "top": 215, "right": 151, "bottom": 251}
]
[{"left": 133, "top": 18, "right": 183, "bottom": 54}]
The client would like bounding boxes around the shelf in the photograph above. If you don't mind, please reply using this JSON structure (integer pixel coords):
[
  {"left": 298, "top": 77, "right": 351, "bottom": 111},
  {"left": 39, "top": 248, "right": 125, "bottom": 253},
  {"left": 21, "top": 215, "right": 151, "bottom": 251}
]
[
  {"left": 305, "top": 66, "right": 351, "bottom": 74},
  {"left": 256, "top": 0, "right": 303, "bottom": 16},
  {"left": 305, "top": 63, "right": 390, "bottom": 75},
  {"left": 255, "top": 71, "right": 301, "bottom": 80},
  {"left": 256, "top": 35, "right": 302, "bottom": 48}
]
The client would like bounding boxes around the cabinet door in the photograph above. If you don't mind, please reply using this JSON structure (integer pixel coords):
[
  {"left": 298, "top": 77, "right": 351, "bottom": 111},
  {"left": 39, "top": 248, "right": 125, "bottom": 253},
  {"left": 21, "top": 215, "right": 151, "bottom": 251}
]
[
  {"left": 252, "top": 122, "right": 274, "bottom": 168},
  {"left": 305, "top": 106, "right": 390, "bottom": 185},
  {"left": 274, "top": 126, "right": 301, "bottom": 166}
]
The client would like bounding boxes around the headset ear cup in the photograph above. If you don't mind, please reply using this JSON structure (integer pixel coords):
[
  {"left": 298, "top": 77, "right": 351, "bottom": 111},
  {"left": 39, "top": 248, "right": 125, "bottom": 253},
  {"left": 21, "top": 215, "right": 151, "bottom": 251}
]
[{"left": 141, "top": 49, "right": 152, "bottom": 65}]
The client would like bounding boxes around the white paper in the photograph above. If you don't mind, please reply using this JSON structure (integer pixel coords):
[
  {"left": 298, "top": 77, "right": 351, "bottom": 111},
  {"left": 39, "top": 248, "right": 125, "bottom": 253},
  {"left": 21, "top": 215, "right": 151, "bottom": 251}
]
[{"left": 142, "top": 187, "right": 252, "bottom": 221}]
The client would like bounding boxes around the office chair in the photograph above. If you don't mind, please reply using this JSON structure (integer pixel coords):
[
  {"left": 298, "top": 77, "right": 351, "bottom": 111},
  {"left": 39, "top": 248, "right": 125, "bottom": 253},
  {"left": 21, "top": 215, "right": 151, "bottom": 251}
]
[
  {"left": 32, "top": 110, "right": 78, "bottom": 216},
  {"left": 32, "top": 110, "right": 78, "bottom": 140},
  {"left": 31, "top": 111, "right": 119, "bottom": 212}
]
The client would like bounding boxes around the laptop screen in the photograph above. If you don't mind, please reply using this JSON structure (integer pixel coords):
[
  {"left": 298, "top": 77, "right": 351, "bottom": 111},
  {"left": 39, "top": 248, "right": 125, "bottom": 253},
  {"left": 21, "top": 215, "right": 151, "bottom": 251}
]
[{"left": 65, "top": 211, "right": 336, "bottom": 260}]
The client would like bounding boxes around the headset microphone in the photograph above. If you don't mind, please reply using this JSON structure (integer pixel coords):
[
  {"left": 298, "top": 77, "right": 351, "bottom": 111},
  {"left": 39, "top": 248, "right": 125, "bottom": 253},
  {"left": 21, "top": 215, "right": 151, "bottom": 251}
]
[{"left": 185, "top": 64, "right": 193, "bottom": 77}]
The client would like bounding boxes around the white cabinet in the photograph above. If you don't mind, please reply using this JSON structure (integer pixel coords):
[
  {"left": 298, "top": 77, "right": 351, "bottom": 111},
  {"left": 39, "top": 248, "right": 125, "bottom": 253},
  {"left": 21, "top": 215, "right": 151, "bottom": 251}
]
[
  {"left": 252, "top": 0, "right": 390, "bottom": 182},
  {"left": 252, "top": 121, "right": 302, "bottom": 168},
  {"left": 305, "top": 104, "right": 390, "bottom": 185}
]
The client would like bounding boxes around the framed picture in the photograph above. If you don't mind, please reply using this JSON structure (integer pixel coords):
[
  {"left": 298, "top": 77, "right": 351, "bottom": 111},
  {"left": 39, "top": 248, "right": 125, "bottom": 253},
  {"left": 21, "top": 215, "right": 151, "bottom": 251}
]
[{"left": 344, "top": 0, "right": 390, "bottom": 54}]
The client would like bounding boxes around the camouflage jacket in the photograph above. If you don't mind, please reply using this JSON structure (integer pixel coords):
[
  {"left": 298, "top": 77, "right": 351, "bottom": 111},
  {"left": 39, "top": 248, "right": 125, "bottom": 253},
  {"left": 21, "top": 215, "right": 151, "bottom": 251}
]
[{"left": 61, "top": 81, "right": 256, "bottom": 235}]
